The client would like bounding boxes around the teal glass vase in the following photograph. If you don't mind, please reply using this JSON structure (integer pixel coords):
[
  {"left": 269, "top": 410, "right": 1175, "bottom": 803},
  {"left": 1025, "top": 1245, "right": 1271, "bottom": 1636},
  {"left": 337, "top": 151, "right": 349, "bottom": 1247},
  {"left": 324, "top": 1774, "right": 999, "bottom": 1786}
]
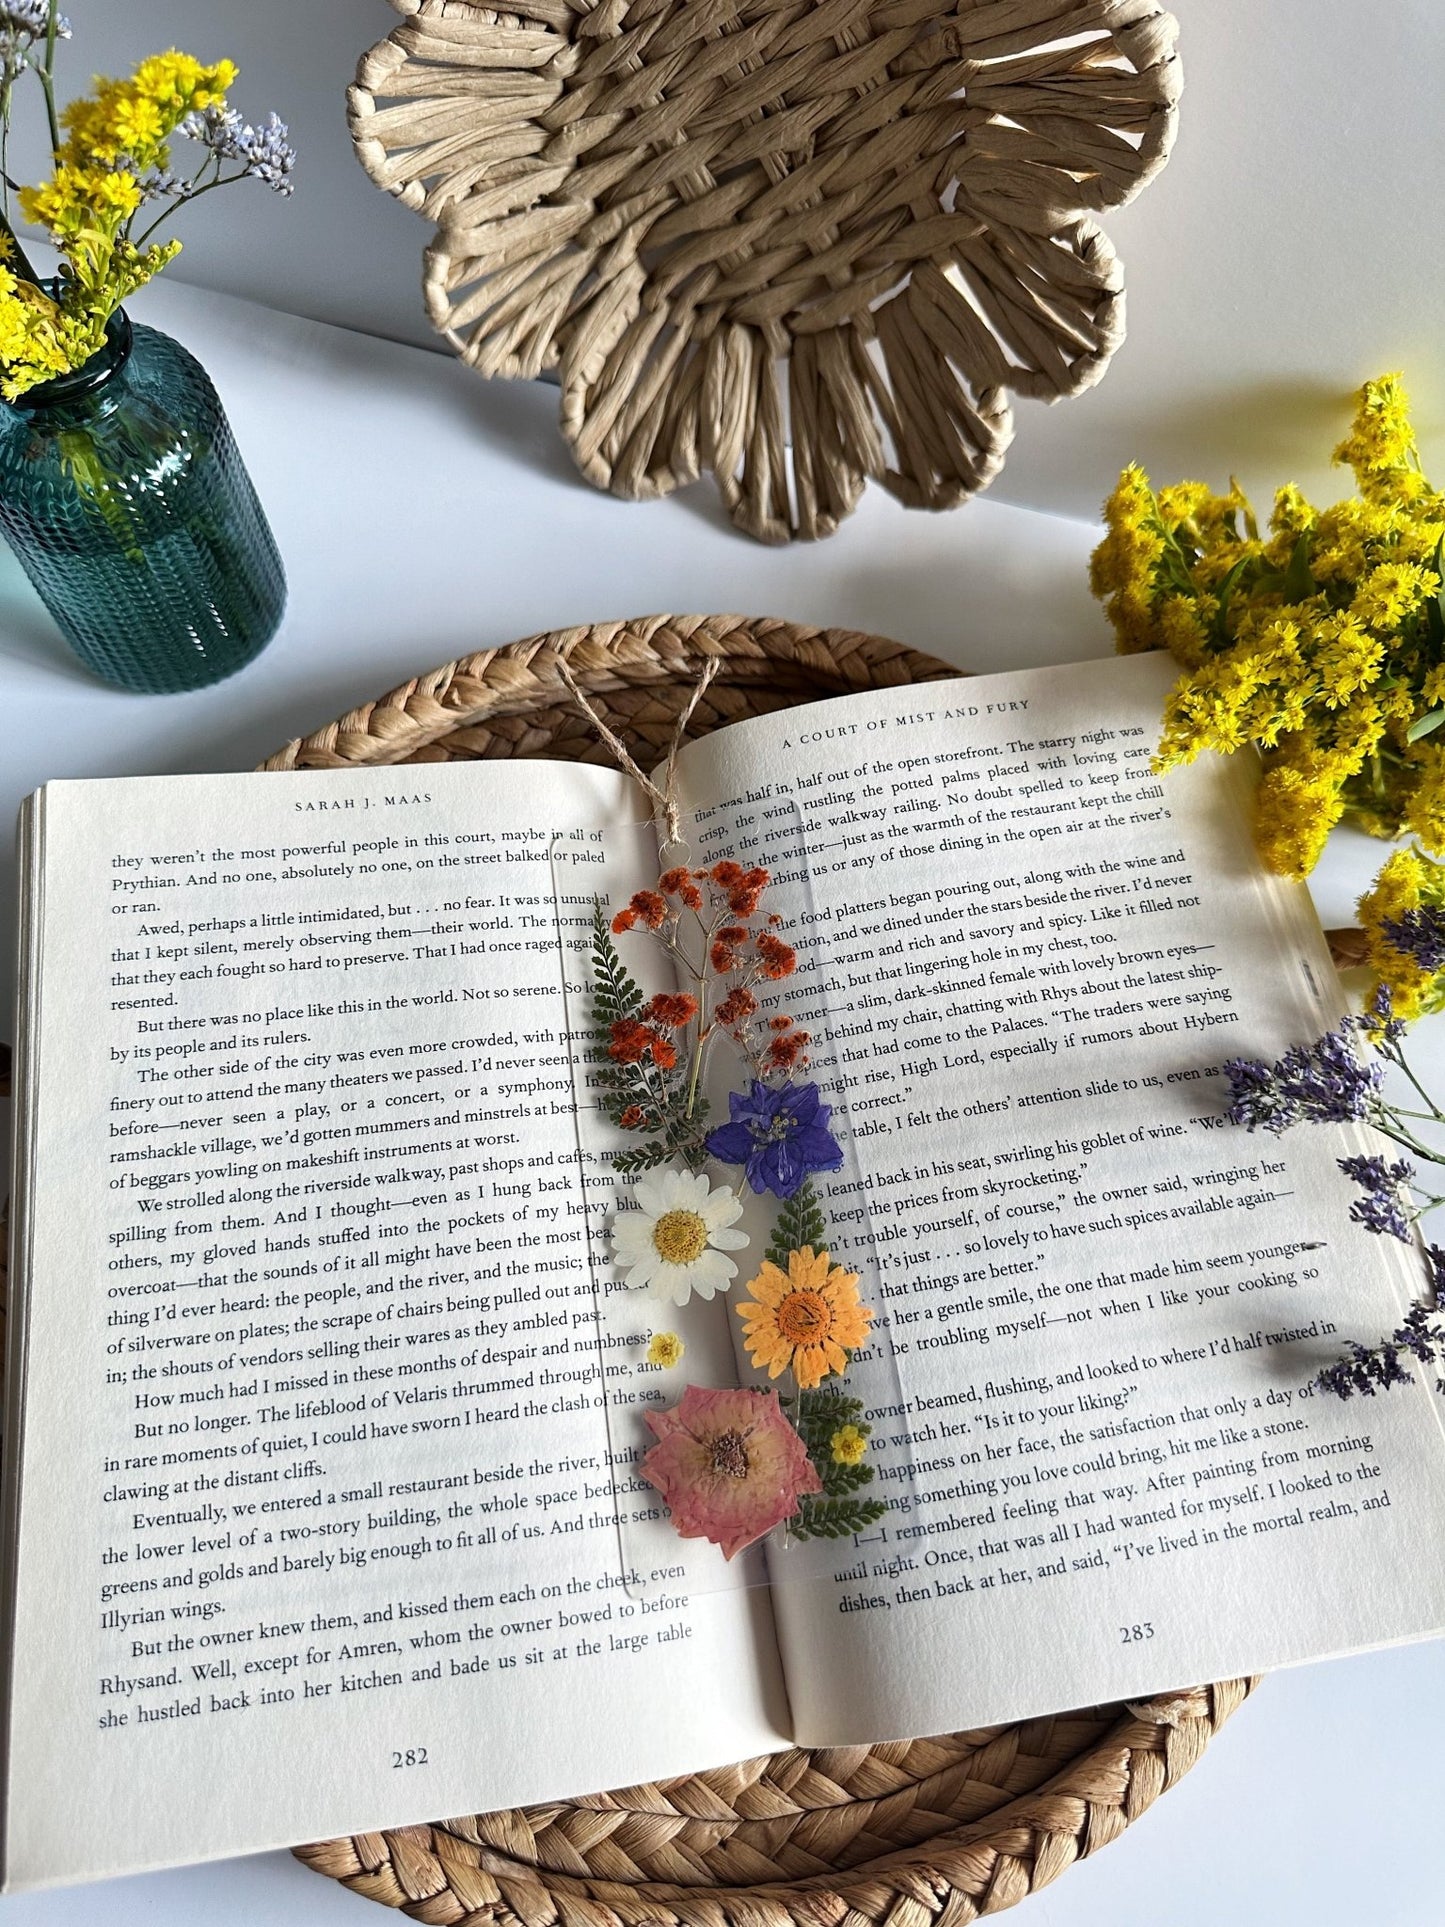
[{"left": 0, "top": 308, "right": 285, "bottom": 692}]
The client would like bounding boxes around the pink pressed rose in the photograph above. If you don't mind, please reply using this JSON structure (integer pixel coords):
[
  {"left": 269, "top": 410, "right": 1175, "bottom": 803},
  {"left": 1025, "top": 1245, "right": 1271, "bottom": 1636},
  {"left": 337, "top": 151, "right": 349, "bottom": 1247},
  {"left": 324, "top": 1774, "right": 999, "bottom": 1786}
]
[{"left": 640, "top": 1385, "right": 822, "bottom": 1560}]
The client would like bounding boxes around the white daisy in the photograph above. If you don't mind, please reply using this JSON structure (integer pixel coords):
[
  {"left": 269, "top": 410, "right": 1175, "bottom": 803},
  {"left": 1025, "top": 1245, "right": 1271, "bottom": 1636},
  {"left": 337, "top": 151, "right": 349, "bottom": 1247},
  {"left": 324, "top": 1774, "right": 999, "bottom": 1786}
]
[{"left": 611, "top": 1168, "right": 749, "bottom": 1307}]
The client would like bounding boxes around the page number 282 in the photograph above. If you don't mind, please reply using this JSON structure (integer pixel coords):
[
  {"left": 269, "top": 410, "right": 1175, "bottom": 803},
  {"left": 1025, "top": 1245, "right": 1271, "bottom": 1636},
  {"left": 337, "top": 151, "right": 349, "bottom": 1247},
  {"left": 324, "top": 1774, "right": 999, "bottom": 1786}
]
[
  {"left": 1119, "top": 1623, "right": 1154, "bottom": 1644},
  {"left": 392, "top": 1747, "right": 429, "bottom": 1769}
]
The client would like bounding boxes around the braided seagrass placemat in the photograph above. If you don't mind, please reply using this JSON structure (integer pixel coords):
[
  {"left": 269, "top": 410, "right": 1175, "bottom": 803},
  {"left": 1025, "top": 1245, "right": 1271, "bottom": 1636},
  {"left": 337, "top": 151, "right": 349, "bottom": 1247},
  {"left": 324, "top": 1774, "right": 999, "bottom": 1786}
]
[{"left": 257, "top": 614, "right": 1253, "bottom": 1921}]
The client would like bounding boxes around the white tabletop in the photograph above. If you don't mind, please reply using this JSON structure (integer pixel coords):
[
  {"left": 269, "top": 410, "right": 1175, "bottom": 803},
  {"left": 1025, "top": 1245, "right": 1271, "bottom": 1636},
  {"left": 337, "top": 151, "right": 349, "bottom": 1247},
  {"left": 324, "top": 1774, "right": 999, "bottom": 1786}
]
[{"left": 2, "top": 277, "right": 1441, "bottom": 1924}]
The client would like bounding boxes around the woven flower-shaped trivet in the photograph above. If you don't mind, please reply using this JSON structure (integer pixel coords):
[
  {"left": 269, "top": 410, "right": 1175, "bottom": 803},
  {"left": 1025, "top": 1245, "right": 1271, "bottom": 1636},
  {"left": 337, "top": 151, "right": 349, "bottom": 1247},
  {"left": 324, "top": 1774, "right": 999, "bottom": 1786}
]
[
  {"left": 252, "top": 615, "right": 1256, "bottom": 1922},
  {"left": 349, "top": 1, "right": 1181, "bottom": 542}
]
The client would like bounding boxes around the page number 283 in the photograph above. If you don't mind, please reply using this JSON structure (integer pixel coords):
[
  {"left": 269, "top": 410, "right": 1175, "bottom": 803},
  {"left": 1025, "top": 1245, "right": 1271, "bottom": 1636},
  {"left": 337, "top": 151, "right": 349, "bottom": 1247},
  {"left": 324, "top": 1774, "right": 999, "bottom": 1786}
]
[
  {"left": 392, "top": 1747, "right": 429, "bottom": 1769},
  {"left": 1119, "top": 1623, "right": 1154, "bottom": 1644}
]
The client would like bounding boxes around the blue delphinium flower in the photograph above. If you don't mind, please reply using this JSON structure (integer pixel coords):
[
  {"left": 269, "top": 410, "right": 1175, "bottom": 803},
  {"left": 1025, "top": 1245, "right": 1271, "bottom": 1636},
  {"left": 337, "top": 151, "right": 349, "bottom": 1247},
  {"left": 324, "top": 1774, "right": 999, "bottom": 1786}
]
[
  {"left": 1337, "top": 1153, "right": 1415, "bottom": 1241},
  {"left": 1223, "top": 1020, "right": 1383, "bottom": 1133},
  {"left": 705, "top": 1079, "right": 843, "bottom": 1199}
]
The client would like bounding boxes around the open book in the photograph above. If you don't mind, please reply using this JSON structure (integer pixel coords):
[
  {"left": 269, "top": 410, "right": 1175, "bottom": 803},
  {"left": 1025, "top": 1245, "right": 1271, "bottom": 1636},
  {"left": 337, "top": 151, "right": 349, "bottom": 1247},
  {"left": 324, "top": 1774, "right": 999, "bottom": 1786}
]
[{"left": 6, "top": 652, "right": 1445, "bottom": 1891}]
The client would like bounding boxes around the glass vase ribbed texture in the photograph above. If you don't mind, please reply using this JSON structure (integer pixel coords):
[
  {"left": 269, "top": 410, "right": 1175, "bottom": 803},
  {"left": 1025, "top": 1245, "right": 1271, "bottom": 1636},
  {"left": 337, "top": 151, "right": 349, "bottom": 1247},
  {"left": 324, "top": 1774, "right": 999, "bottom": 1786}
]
[{"left": 0, "top": 309, "right": 285, "bottom": 692}]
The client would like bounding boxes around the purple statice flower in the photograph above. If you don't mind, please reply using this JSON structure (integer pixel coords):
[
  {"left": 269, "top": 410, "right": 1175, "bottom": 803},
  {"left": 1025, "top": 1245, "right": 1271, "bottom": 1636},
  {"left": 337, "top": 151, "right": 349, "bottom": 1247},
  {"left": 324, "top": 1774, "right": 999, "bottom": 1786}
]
[
  {"left": 181, "top": 106, "right": 296, "bottom": 195},
  {"left": 1318, "top": 1293, "right": 1444, "bottom": 1400},
  {"left": 1223, "top": 1021, "right": 1383, "bottom": 1134},
  {"left": 134, "top": 165, "right": 195, "bottom": 204},
  {"left": 1337, "top": 1154, "right": 1415, "bottom": 1241},
  {"left": 1380, "top": 907, "right": 1445, "bottom": 974},
  {"left": 705, "top": 1079, "right": 843, "bottom": 1200},
  {"left": 1358, "top": 982, "right": 1406, "bottom": 1046},
  {"left": 0, "top": 3, "right": 68, "bottom": 36},
  {"left": 0, "top": 2, "right": 68, "bottom": 62},
  {"left": 1317, "top": 1335, "right": 1415, "bottom": 1399}
]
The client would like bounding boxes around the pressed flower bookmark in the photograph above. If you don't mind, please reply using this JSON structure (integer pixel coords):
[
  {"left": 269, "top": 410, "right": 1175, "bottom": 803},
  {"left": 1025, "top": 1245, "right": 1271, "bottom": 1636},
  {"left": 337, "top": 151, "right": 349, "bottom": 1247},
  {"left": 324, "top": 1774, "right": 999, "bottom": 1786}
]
[{"left": 590, "top": 859, "right": 889, "bottom": 1560}]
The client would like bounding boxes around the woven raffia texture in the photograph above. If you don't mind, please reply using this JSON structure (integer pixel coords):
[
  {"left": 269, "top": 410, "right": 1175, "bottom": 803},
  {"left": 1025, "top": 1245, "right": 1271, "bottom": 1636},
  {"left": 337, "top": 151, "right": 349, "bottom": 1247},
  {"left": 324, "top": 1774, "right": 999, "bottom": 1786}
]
[
  {"left": 348, "top": 0, "right": 1181, "bottom": 542},
  {"left": 295, "top": 1684, "right": 1252, "bottom": 1924},
  {"left": 267, "top": 615, "right": 1252, "bottom": 1921},
  {"left": 259, "top": 613, "right": 959, "bottom": 770}
]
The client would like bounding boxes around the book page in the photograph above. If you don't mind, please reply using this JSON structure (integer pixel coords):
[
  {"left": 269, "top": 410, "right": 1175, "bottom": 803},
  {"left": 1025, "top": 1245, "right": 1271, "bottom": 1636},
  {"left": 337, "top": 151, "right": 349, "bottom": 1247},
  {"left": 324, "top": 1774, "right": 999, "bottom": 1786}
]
[
  {"left": 3, "top": 760, "right": 788, "bottom": 1891},
  {"left": 672, "top": 652, "right": 1445, "bottom": 1743}
]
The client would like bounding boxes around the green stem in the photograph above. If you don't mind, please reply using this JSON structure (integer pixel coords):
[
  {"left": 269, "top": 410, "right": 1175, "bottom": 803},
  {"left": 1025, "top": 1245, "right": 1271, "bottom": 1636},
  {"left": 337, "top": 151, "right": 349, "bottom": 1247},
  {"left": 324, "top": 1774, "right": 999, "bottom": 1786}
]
[
  {"left": 1371, "top": 1120, "right": 1445, "bottom": 1165},
  {"left": 2, "top": 73, "right": 11, "bottom": 225},
  {"left": 57, "top": 428, "right": 147, "bottom": 564},
  {"left": 37, "top": 2, "right": 59, "bottom": 162},
  {"left": 1388, "top": 1051, "right": 1445, "bottom": 1123},
  {"left": 684, "top": 1025, "right": 707, "bottom": 1120},
  {"left": 131, "top": 163, "right": 244, "bottom": 252}
]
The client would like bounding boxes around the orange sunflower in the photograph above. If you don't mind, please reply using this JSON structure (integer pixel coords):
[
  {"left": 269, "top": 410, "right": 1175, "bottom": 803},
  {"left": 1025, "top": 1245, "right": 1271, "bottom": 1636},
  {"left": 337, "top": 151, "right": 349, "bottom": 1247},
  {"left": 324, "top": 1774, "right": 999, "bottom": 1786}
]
[{"left": 736, "top": 1247, "right": 873, "bottom": 1390}]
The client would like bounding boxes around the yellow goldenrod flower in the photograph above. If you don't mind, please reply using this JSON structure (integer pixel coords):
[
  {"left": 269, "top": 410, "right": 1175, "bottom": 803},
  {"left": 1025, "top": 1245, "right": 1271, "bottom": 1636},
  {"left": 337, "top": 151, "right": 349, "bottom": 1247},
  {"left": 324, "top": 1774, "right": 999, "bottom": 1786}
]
[
  {"left": 0, "top": 47, "right": 274, "bottom": 399},
  {"left": 60, "top": 53, "right": 237, "bottom": 170},
  {"left": 1402, "top": 745, "right": 1445, "bottom": 854},
  {"left": 1089, "top": 465, "right": 1166, "bottom": 654},
  {"left": 1253, "top": 764, "right": 1345, "bottom": 880},
  {"left": 1333, "top": 373, "right": 1424, "bottom": 505},
  {"left": 1350, "top": 561, "right": 1436, "bottom": 632},
  {"left": 1357, "top": 848, "right": 1445, "bottom": 1022},
  {"left": 1095, "top": 374, "right": 1445, "bottom": 887}
]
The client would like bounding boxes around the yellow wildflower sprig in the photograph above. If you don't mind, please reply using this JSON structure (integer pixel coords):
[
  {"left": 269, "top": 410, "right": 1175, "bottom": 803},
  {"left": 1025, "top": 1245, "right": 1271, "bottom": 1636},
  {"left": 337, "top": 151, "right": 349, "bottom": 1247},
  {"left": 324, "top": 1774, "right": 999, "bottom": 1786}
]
[
  {"left": 1357, "top": 849, "right": 1445, "bottom": 1026},
  {"left": 0, "top": 34, "right": 292, "bottom": 401},
  {"left": 1091, "top": 375, "right": 1445, "bottom": 880}
]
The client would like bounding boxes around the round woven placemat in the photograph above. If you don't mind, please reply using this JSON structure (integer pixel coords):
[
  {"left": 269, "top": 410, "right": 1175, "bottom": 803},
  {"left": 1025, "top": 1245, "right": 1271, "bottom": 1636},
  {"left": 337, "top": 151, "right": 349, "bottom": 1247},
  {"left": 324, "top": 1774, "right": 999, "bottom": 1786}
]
[
  {"left": 262, "top": 613, "right": 1253, "bottom": 1921},
  {"left": 348, "top": 2, "right": 1182, "bottom": 542}
]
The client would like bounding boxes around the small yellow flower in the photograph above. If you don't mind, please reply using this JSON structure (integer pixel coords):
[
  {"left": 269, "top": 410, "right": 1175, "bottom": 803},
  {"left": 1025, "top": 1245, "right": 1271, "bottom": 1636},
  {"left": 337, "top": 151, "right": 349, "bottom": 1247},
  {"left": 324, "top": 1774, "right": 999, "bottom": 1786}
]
[
  {"left": 1253, "top": 762, "right": 1346, "bottom": 880},
  {"left": 830, "top": 1424, "right": 868, "bottom": 1466},
  {"left": 1404, "top": 744, "right": 1445, "bottom": 854},
  {"left": 647, "top": 1331, "right": 685, "bottom": 1370},
  {"left": 1089, "top": 465, "right": 1166, "bottom": 654},
  {"left": 1350, "top": 561, "right": 1434, "bottom": 632}
]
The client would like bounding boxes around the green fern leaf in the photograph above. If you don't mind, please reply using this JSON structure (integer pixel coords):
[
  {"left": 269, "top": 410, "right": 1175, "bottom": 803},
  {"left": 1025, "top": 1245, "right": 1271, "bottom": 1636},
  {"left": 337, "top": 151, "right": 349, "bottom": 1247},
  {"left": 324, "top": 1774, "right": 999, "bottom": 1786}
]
[
  {"left": 818, "top": 1459, "right": 877, "bottom": 1498},
  {"left": 764, "top": 1179, "right": 829, "bottom": 1269},
  {"left": 610, "top": 1140, "right": 676, "bottom": 1175},
  {"left": 790, "top": 1496, "right": 888, "bottom": 1542},
  {"left": 589, "top": 901, "right": 644, "bottom": 1031}
]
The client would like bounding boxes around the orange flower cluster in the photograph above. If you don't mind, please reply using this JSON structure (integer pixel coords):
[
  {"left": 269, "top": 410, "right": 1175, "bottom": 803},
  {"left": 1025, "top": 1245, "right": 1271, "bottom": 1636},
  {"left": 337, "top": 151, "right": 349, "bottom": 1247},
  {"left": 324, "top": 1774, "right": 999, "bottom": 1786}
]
[
  {"left": 658, "top": 865, "right": 704, "bottom": 910},
  {"left": 708, "top": 860, "right": 770, "bottom": 917},
  {"left": 606, "top": 856, "right": 806, "bottom": 1092},
  {"left": 715, "top": 985, "right": 758, "bottom": 1029},
  {"left": 641, "top": 992, "right": 700, "bottom": 1028},
  {"left": 612, "top": 861, "right": 777, "bottom": 935},
  {"left": 607, "top": 992, "right": 701, "bottom": 1085},
  {"left": 765, "top": 1014, "right": 810, "bottom": 1072},
  {"left": 607, "top": 1018, "right": 677, "bottom": 1070},
  {"left": 754, "top": 932, "right": 797, "bottom": 980},
  {"left": 711, "top": 924, "right": 796, "bottom": 980},
  {"left": 710, "top": 924, "right": 746, "bottom": 970},
  {"left": 611, "top": 889, "right": 668, "bottom": 933}
]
